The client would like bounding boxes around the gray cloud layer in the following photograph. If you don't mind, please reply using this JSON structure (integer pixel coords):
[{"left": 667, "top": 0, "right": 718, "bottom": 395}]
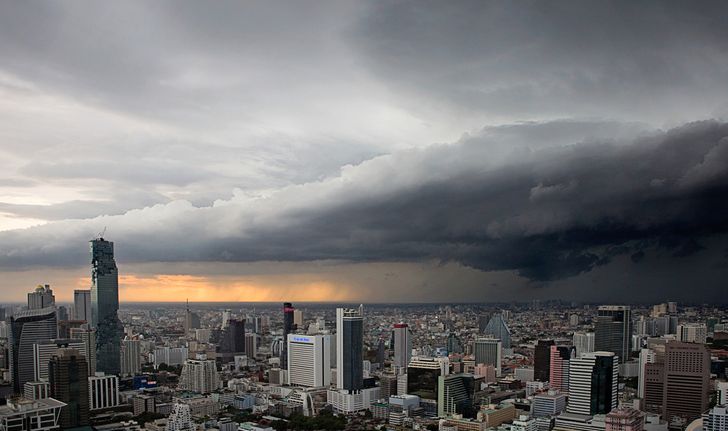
[
  {"left": 1, "top": 1, "right": 728, "bottom": 300},
  {"left": 1, "top": 120, "right": 727, "bottom": 285}
]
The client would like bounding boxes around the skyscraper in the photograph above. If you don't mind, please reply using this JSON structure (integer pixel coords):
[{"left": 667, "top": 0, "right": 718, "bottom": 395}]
[
  {"left": 336, "top": 307, "right": 363, "bottom": 391},
  {"left": 663, "top": 341, "right": 710, "bottom": 426},
  {"left": 184, "top": 301, "right": 200, "bottom": 334},
  {"left": 179, "top": 355, "right": 221, "bottom": 394},
  {"left": 10, "top": 306, "right": 57, "bottom": 393},
  {"left": 573, "top": 332, "right": 595, "bottom": 357},
  {"left": 483, "top": 314, "right": 512, "bottom": 349},
  {"left": 474, "top": 338, "right": 502, "bottom": 376},
  {"left": 27, "top": 285, "right": 55, "bottom": 310},
  {"left": 33, "top": 339, "right": 87, "bottom": 382},
  {"left": 534, "top": 340, "right": 555, "bottom": 382},
  {"left": 566, "top": 351, "right": 618, "bottom": 416},
  {"left": 219, "top": 318, "right": 246, "bottom": 362},
  {"left": 281, "top": 303, "right": 295, "bottom": 370},
  {"left": 121, "top": 339, "right": 141, "bottom": 377},
  {"left": 90, "top": 238, "right": 122, "bottom": 375},
  {"left": 595, "top": 305, "right": 632, "bottom": 363},
  {"left": 437, "top": 373, "right": 480, "bottom": 418},
  {"left": 393, "top": 323, "right": 412, "bottom": 370},
  {"left": 48, "top": 348, "right": 89, "bottom": 428},
  {"left": 549, "top": 345, "right": 573, "bottom": 393},
  {"left": 287, "top": 334, "right": 331, "bottom": 387},
  {"left": 73, "top": 290, "right": 91, "bottom": 322}
]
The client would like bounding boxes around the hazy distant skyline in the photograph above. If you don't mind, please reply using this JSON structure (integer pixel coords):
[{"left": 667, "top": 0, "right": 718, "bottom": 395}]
[{"left": 1, "top": 1, "right": 728, "bottom": 303}]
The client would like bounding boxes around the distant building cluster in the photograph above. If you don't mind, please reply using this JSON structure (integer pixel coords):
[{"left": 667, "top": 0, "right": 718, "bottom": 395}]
[{"left": 0, "top": 238, "right": 726, "bottom": 431}]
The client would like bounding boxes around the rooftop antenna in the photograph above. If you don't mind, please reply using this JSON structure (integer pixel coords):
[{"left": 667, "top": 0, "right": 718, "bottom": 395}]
[{"left": 95, "top": 226, "right": 107, "bottom": 240}]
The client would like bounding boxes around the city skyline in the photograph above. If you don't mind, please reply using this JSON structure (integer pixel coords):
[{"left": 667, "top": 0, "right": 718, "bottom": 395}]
[{"left": 2, "top": 1, "right": 728, "bottom": 303}]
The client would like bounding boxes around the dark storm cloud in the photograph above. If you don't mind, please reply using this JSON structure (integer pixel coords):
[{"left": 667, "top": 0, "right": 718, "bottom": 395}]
[
  {"left": 349, "top": 0, "right": 728, "bottom": 122},
  {"left": 1, "top": 120, "right": 727, "bottom": 287}
]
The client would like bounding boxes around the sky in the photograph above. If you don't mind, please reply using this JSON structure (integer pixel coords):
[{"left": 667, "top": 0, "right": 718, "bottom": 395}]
[{"left": 1, "top": 1, "right": 728, "bottom": 303}]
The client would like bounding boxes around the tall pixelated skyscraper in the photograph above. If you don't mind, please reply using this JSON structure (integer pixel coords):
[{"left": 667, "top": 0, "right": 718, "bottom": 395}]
[
  {"left": 393, "top": 323, "right": 412, "bottom": 370},
  {"left": 595, "top": 305, "right": 632, "bottom": 363},
  {"left": 90, "top": 238, "right": 122, "bottom": 375},
  {"left": 281, "top": 302, "right": 295, "bottom": 369},
  {"left": 336, "top": 306, "right": 363, "bottom": 391}
]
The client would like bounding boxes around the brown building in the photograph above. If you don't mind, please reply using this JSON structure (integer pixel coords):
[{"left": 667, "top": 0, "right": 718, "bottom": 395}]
[
  {"left": 663, "top": 341, "right": 710, "bottom": 426},
  {"left": 642, "top": 341, "right": 710, "bottom": 427},
  {"left": 48, "top": 348, "right": 89, "bottom": 428}
]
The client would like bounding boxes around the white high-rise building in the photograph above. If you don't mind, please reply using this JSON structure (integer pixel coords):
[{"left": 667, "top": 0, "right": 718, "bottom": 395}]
[
  {"left": 121, "top": 339, "right": 141, "bottom": 377},
  {"left": 154, "top": 347, "right": 188, "bottom": 368},
  {"left": 73, "top": 290, "right": 91, "bottom": 322},
  {"left": 718, "top": 381, "right": 728, "bottom": 406},
  {"left": 89, "top": 372, "right": 120, "bottom": 410},
  {"left": 393, "top": 323, "right": 412, "bottom": 371},
  {"left": 293, "top": 309, "right": 303, "bottom": 327},
  {"left": 677, "top": 323, "right": 708, "bottom": 344},
  {"left": 179, "top": 356, "right": 221, "bottom": 394},
  {"left": 28, "top": 285, "right": 55, "bottom": 310},
  {"left": 567, "top": 351, "right": 618, "bottom": 416},
  {"left": 166, "top": 403, "right": 193, "bottom": 431},
  {"left": 221, "top": 310, "right": 232, "bottom": 329},
  {"left": 287, "top": 334, "right": 331, "bottom": 387},
  {"left": 572, "top": 332, "right": 595, "bottom": 357},
  {"left": 703, "top": 405, "right": 728, "bottom": 431}
]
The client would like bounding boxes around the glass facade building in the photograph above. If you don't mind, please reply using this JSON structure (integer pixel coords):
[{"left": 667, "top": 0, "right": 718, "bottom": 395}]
[{"left": 90, "top": 238, "right": 122, "bottom": 375}]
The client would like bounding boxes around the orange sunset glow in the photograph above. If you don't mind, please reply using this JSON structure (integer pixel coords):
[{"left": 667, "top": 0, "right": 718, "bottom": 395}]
[{"left": 73, "top": 273, "right": 353, "bottom": 303}]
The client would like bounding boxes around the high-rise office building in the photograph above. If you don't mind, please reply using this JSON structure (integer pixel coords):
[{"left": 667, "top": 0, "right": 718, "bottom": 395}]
[
  {"left": 663, "top": 341, "right": 710, "bottom": 425},
  {"left": 549, "top": 345, "right": 573, "bottom": 393},
  {"left": 532, "top": 390, "right": 567, "bottom": 417},
  {"left": 48, "top": 348, "right": 89, "bottom": 428},
  {"left": 293, "top": 309, "right": 303, "bottom": 327},
  {"left": 33, "top": 339, "right": 86, "bottom": 382},
  {"left": 677, "top": 323, "right": 708, "bottom": 344},
  {"left": 407, "top": 356, "right": 449, "bottom": 401},
  {"left": 595, "top": 305, "right": 632, "bottom": 363},
  {"left": 245, "top": 333, "right": 258, "bottom": 359},
  {"left": 10, "top": 306, "right": 58, "bottom": 393},
  {"left": 88, "top": 372, "right": 120, "bottom": 410},
  {"left": 573, "top": 332, "right": 595, "bottom": 357},
  {"left": 221, "top": 310, "right": 232, "bottom": 329},
  {"left": 90, "top": 238, "right": 122, "bottom": 375},
  {"left": 483, "top": 314, "right": 511, "bottom": 349},
  {"left": 27, "top": 285, "right": 55, "bottom": 310},
  {"left": 447, "top": 333, "right": 464, "bottom": 355},
  {"left": 534, "top": 340, "right": 555, "bottom": 382},
  {"left": 180, "top": 356, "right": 221, "bottom": 394},
  {"left": 474, "top": 338, "right": 502, "bottom": 376},
  {"left": 70, "top": 326, "right": 97, "bottom": 376},
  {"left": 219, "top": 318, "right": 246, "bottom": 362},
  {"left": 287, "top": 334, "right": 331, "bottom": 387},
  {"left": 566, "top": 351, "right": 618, "bottom": 416},
  {"left": 281, "top": 303, "right": 296, "bottom": 370},
  {"left": 393, "top": 323, "right": 412, "bottom": 370},
  {"left": 73, "top": 290, "right": 91, "bottom": 322},
  {"left": 437, "top": 373, "right": 480, "bottom": 418},
  {"left": 121, "top": 339, "right": 141, "bottom": 377},
  {"left": 336, "top": 307, "right": 364, "bottom": 391},
  {"left": 184, "top": 302, "right": 200, "bottom": 334}
]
